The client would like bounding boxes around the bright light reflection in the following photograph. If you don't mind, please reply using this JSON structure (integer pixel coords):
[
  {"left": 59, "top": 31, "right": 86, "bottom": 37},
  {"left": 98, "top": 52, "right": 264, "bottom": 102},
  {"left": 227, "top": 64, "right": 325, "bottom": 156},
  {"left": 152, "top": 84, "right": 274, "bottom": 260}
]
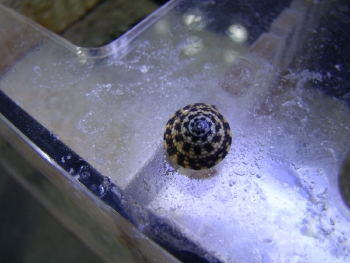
[{"left": 183, "top": 12, "right": 205, "bottom": 30}]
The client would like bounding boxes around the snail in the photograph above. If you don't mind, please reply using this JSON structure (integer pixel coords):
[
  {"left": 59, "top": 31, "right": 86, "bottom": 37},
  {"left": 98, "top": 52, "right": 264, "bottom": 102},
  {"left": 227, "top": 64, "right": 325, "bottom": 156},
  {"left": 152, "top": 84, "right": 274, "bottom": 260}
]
[{"left": 164, "top": 103, "right": 232, "bottom": 170}]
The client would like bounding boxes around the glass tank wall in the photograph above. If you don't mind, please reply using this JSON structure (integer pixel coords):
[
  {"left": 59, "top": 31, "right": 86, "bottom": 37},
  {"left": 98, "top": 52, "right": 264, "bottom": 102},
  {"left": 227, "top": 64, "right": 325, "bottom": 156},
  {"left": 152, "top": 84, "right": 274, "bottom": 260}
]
[{"left": 0, "top": 0, "right": 350, "bottom": 262}]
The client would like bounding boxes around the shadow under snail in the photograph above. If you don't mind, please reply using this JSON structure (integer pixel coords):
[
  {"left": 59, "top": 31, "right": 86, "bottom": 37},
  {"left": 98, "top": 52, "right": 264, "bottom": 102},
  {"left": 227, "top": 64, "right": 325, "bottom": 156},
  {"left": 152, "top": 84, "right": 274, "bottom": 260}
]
[{"left": 164, "top": 103, "right": 232, "bottom": 170}]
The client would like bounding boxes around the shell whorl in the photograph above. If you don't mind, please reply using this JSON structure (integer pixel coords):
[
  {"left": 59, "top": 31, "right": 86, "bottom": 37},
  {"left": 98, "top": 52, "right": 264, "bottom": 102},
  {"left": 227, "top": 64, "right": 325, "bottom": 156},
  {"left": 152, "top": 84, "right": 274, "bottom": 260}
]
[{"left": 164, "top": 103, "right": 232, "bottom": 170}]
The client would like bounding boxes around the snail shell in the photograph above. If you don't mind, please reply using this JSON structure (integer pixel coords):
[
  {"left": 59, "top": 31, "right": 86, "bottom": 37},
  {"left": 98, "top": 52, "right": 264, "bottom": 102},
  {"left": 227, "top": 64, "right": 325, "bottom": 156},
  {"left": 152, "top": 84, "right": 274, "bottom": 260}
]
[{"left": 164, "top": 103, "right": 232, "bottom": 170}]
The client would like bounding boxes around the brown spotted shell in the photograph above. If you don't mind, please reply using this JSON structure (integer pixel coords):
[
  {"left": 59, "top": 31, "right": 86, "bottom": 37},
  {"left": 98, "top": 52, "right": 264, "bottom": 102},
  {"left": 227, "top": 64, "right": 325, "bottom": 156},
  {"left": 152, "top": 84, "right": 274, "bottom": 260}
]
[{"left": 164, "top": 103, "right": 232, "bottom": 170}]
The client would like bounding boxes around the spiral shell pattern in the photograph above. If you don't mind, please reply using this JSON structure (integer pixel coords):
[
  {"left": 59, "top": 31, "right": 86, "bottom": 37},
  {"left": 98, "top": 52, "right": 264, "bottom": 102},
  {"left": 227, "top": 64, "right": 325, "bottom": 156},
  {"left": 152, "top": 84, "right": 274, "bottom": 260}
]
[{"left": 164, "top": 103, "right": 232, "bottom": 170}]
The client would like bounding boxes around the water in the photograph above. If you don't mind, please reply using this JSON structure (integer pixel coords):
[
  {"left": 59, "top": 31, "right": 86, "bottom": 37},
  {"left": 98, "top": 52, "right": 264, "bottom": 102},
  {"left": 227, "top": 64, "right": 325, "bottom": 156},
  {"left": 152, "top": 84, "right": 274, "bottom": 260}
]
[{"left": 1, "top": 0, "right": 350, "bottom": 262}]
